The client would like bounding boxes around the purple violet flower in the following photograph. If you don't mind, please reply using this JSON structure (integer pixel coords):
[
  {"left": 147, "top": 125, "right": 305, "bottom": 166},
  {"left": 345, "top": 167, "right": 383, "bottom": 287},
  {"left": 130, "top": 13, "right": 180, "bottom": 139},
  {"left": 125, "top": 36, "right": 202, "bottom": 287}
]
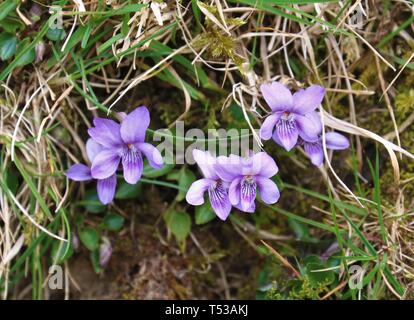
[
  {"left": 66, "top": 139, "right": 117, "bottom": 204},
  {"left": 88, "top": 106, "right": 163, "bottom": 184},
  {"left": 215, "top": 152, "right": 280, "bottom": 213},
  {"left": 259, "top": 82, "right": 325, "bottom": 151},
  {"left": 186, "top": 150, "right": 232, "bottom": 221},
  {"left": 301, "top": 132, "right": 350, "bottom": 167}
]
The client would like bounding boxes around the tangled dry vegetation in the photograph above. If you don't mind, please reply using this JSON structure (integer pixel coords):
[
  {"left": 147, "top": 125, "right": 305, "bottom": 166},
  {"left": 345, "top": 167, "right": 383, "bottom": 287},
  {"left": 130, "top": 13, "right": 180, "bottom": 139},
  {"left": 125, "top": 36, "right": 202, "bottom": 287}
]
[{"left": 1, "top": 0, "right": 414, "bottom": 299}]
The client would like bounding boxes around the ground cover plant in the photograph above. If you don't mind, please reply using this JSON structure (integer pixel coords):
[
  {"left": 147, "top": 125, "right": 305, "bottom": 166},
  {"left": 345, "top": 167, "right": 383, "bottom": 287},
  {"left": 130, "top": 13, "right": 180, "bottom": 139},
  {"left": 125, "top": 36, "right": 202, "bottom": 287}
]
[{"left": 1, "top": 0, "right": 414, "bottom": 300}]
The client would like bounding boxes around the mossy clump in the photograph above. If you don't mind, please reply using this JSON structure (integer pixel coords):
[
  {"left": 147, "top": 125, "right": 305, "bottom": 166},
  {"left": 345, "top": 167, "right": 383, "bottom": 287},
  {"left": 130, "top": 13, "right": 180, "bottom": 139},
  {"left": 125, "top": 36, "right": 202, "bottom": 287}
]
[
  {"left": 192, "top": 2, "right": 245, "bottom": 68},
  {"left": 193, "top": 28, "right": 244, "bottom": 67},
  {"left": 265, "top": 276, "right": 332, "bottom": 300}
]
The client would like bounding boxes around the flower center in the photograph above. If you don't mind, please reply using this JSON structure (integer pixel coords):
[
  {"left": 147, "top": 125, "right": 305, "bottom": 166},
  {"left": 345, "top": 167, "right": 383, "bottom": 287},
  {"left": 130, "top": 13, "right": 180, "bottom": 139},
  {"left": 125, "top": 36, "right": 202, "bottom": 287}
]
[
  {"left": 276, "top": 116, "right": 296, "bottom": 139},
  {"left": 281, "top": 111, "right": 292, "bottom": 120},
  {"left": 241, "top": 176, "right": 256, "bottom": 203},
  {"left": 122, "top": 145, "right": 141, "bottom": 164}
]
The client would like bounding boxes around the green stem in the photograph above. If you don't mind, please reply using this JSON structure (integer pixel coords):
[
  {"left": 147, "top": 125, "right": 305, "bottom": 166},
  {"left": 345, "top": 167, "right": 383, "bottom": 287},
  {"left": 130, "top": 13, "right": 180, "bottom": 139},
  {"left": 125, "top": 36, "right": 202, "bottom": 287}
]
[{"left": 140, "top": 178, "right": 187, "bottom": 192}]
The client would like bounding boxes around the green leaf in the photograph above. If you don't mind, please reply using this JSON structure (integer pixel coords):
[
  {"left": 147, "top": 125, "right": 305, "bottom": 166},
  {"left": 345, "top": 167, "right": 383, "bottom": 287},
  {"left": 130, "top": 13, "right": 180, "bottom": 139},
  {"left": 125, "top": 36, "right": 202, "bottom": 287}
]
[
  {"left": 195, "top": 202, "right": 216, "bottom": 224},
  {"left": 166, "top": 169, "right": 180, "bottom": 180},
  {"left": 0, "top": 21, "right": 48, "bottom": 80},
  {"left": 0, "top": 0, "right": 18, "bottom": 21},
  {"left": 103, "top": 213, "right": 125, "bottom": 231},
  {"left": 178, "top": 169, "right": 196, "bottom": 201},
  {"left": 101, "top": 3, "right": 148, "bottom": 17},
  {"left": 81, "top": 24, "right": 92, "bottom": 48},
  {"left": 266, "top": 204, "right": 335, "bottom": 232},
  {"left": 13, "top": 156, "right": 53, "bottom": 219},
  {"left": 79, "top": 189, "right": 106, "bottom": 213},
  {"left": 0, "top": 33, "right": 17, "bottom": 60},
  {"left": 232, "top": 0, "right": 350, "bottom": 36},
  {"left": 143, "top": 162, "right": 174, "bottom": 178},
  {"left": 4, "top": 168, "right": 18, "bottom": 194},
  {"left": 46, "top": 27, "right": 66, "bottom": 41},
  {"left": 97, "top": 33, "right": 123, "bottom": 54},
  {"left": 51, "top": 240, "right": 73, "bottom": 264},
  {"left": 288, "top": 219, "right": 318, "bottom": 243},
  {"left": 79, "top": 227, "right": 100, "bottom": 251},
  {"left": 306, "top": 262, "right": 335, "bottom": 287},
  {"left": 168, "top": 167, "right": 196, "bottom": 201},
  {"left": 166, "top": 210, "right": 192, "bottom": 243},
  {"left": 283, "top": 183, "right": 367, "bottom": 216},
  {"left": 90, "top": 249, "right": 102, "bottom": 274},
  {"left": 0, "top": 16, "right": 25, "bottom": 33},
  {"left": 14, "top": 38, "right": 35, "bottom": 66},
  {"left": 115, "top": 180, "right": 141, "bottom": 200}
]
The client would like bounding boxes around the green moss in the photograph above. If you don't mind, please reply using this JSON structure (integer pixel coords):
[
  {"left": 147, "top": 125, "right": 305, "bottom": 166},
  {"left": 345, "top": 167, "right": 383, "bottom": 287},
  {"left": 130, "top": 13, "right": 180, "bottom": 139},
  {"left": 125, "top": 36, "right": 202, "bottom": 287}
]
[
  {"left": 193, "top": 29, "right": 244, "bottom": 67},
  {"left": 265, "top": 276, "right": 332, "bottom": 300},
  {"left": 396, "top": 89, "right": 414, "bottom": 117}
]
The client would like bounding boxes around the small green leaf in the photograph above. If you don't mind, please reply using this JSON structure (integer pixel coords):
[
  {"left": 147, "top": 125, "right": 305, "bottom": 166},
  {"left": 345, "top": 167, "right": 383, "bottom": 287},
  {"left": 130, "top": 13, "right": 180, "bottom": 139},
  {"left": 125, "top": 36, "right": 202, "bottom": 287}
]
[
  {"left": 0, "top": 0, "right": 18, "bottom": 21},
  {"left": 303, "top": 256, "right": 335, "bottom": 287},
  {"left": 303, "top": 255, "right": 321, "bottom": 265},
  {"left": 46, "top": 28, "right": 66, "bottom": 41},
  {"left": 168, "top": 167, "right": 196, "bottom": 201},
  {"left": 14, "top": 38, "right": 35, "bottom": 66},
  {"left": 306, "top": 262, "right": 335, "bottom": 286},
  {"left": 121, "top": 14, "right": 129, "bottom": 36},
  {"left": 97, "top": 33, "right": 123, "bottom": 54},
  {"left": 0, "top": 33, "right": 17, "bottom": 60},
  {"left": 103, "top": 213, "right": 125, "bottom": 231},
  {"left": 51, "top": 240, "right": 73, "bottom": 264},
  {"left": 115, "top": 181, "right": 140, "bottom": 199},
  {"left": 81, "top": 24, "right": 92, "bottom": 48},
  {"left": 195, "top": 202, "right": 216, "bottom": 224},
  {"left": 143, "top": 162, "right": 174, "bottom": 178},
  {"left": 90, "top": 249, "right": 102, "bottom": 274},
  {"left": 79, "top": 189, "right": 106, "bottom": 213},
  {"left": 79, "top": 227, "right": 100, "bottom": 251},
  {"left": 4, "top": 168, "right": 19, "bottom": 194},
  {"left": 166, "top": 210, "right": 191, "bottom": 243},
  {"left": 288, "top": 219, "right": 318, "bottom": 243},
  {"left": 0, "top": 17, "right": 25, "bottom": 33},
  {"left": 166, "top": 169, "right": 180, "bottom": 180}
]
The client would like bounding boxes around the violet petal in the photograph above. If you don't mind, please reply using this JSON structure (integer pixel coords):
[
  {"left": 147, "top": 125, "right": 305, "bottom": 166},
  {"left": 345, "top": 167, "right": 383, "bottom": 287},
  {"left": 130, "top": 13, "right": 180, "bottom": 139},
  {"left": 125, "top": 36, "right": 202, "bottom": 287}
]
[
  {"left": 234, "top": 201, "right": 255, "bottom": 213},
  {"left": 260, "top": 82, "right": 293, "bottom": 112},
  {"left": 296, "top": 114, "right": 321, "bottom": 142},
  {"left": 304, "top": 142, "right": 324, "bottom": 167},
  {"left": 228, "top": 178, "right": 242, "bottom": 206},
  {"left": 186, "top": 178, "right": 212, "bottom": 205},
  {"left": 208, "top": 182, "right": 232, "bottom": 221},
  {"left": 292, "top": 85, "right": 325, "bottom": 115},
  {"left": 251, "top": 152, "right": 279, "bottom": 178},
  {"left": 88, "top": 117, "right": 122, "bottom": 148},
  {"left": 120, "top": 106, "right": 150, "bottom": 144},
  {"left": 256, "top": 177, "right": 280, "bottom": 204},
  {"left": 66, "top": 164, "right": 92, "bottom": 181},
  {"left": 91, "top": 150, "right": 121, "bottom": 179},
  {"left": 239, "top": 177, "right": 257, "bottom": 212},
  {"left": 274, "top": 118, "right": 299, "bottom": 151},
  {"left": 260, "top": 112, "right": 282, "bottom": 141},
  {"left": 122, "top": 148, "right": 143, "bottom": 184},
  {"left": 86, "top": 138, "right": 103, "bottom": 163},
  {"left": 193, "top": 149, "right": 218, "bottom": 180},
  {"left": 136, "top": 142, "right": 163, "bottom": 169},
  {"left": 325, "top": 132, "right": 350, "bottom": 150},
  {"left": 215, "top": 155, "right": 243, "bottom": 182},
  {"left": 97, "top": 174, "right": 117, "bottom": 204}
]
